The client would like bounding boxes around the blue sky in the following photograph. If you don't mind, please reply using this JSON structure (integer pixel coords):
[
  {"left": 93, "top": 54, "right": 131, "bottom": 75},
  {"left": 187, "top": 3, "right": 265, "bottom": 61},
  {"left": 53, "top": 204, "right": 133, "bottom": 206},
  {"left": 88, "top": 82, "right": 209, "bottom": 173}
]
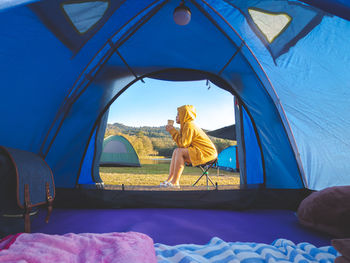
[{"left": 108, "top": 78, "right": 235, "bottom": 131}]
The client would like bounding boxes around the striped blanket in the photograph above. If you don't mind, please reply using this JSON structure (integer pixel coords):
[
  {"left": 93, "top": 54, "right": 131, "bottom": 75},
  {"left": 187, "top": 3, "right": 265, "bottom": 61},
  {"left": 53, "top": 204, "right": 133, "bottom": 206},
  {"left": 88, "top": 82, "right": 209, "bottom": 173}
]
[{"left": 155, "top": 238, "right": 339, "bottom": 263}]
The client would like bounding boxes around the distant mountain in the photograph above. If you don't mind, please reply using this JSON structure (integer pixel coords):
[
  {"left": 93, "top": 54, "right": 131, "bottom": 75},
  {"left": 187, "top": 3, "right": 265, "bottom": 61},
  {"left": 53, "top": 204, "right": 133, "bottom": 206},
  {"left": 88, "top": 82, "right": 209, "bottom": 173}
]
[{"left": 107, "top": 122, "right": 209, "bottom": 137}]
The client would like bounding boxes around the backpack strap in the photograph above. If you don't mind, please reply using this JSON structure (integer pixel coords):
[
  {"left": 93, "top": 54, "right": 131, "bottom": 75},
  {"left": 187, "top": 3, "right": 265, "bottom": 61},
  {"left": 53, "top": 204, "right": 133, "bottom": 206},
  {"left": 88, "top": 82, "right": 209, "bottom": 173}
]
[
  {"left": 24, "top": 184, "right": 31, "bottom": 233},
  {"left": 45, "top": 182, "right": 53, "bottom": 223}
]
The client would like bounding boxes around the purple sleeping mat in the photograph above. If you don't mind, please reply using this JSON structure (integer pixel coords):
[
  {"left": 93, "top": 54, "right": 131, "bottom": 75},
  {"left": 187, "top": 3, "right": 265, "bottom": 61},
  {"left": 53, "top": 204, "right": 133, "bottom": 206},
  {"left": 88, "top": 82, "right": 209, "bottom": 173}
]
[{"left": 31, "top": 208, "right": 332, "bottom": 246}]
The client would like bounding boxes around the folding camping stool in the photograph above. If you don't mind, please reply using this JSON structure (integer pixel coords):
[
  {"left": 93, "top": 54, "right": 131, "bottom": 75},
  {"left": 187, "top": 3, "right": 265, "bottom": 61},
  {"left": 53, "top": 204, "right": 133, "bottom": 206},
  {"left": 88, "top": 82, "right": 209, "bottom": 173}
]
[{"left": 192, "top": 158, "right": 218, "bottom": 188}]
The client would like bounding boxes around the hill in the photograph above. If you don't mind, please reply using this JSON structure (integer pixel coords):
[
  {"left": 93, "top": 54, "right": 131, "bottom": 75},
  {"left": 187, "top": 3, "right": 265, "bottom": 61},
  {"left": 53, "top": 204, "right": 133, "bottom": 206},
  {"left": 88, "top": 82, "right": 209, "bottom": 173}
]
[
  {"left": 106, "top": 123, "right": 170, "bottom": 138},
  {"left": 105, "top": 123, "right": 235, "bottom": 157}
]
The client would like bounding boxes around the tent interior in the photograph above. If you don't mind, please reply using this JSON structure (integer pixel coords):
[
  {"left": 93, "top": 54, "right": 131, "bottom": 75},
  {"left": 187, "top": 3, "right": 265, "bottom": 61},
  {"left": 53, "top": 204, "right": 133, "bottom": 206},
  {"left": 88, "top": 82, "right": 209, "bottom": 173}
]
[{"left": 1, "top": 0, "right": 350, "bottom": 258}]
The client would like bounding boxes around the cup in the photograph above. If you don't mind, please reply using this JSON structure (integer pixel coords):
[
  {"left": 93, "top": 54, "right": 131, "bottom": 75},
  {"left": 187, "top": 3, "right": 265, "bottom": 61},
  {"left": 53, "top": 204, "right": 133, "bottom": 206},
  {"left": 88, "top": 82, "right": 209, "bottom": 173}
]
[{"left": 168, "top": 120, "right": 174, "bottom": 126}]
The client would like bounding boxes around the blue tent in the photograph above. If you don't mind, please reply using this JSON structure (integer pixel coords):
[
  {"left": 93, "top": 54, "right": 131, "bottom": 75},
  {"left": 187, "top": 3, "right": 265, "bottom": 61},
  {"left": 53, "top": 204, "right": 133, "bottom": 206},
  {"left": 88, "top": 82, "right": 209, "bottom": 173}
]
[
  {"left": 0, "top": 0, "right": 349, "bottom": 192},
  {"left": 217, "top": 145, "right": 238, "bottom": 172}
]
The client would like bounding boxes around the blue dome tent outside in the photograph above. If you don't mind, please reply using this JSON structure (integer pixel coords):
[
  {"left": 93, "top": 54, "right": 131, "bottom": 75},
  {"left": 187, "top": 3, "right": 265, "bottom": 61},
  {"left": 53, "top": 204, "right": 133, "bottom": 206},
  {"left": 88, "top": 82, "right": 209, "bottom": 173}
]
[
  {"left": 217, "top": 145, "right": 238, "bottom": 172},
  {"left": 0, "top": 0, "right": 350, "bottom": 241}
]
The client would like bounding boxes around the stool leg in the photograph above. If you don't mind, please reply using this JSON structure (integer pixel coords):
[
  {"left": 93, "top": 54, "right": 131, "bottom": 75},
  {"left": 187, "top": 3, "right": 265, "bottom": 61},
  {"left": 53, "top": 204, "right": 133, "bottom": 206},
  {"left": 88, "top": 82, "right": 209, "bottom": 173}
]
[
  {"left": 206, "top": 164, "right": 216, "bottom": 188},
  {"left": 193, "top": 162, "right": 216, "bottom": 187},
  {"left": 193, "top": 171, "right": 206, "bottom": 186},
  {"left": 207, "top": 175, "right": 215, "bottom": 186}
]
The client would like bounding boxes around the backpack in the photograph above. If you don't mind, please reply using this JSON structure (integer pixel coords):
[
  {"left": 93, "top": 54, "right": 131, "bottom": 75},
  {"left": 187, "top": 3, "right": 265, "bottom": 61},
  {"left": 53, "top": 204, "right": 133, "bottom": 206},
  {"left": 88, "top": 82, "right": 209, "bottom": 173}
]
[{"left": 0, "top": 146, "right": 55, "bottom": 237}]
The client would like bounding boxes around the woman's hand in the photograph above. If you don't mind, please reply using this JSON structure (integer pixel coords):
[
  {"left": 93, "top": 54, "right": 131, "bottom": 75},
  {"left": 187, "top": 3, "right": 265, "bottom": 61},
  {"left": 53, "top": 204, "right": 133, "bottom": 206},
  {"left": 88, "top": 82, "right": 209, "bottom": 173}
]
[{"left": 165, "top": 125, "right": 173, "bottom": 132}]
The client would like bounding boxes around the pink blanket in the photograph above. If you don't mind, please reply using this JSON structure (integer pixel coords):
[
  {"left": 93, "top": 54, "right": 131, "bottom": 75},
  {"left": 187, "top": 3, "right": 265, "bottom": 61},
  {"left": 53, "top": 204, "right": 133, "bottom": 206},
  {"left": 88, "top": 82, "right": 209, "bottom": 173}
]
[{"left": 0, "top": 232, "right": 157, "bottom": 263}]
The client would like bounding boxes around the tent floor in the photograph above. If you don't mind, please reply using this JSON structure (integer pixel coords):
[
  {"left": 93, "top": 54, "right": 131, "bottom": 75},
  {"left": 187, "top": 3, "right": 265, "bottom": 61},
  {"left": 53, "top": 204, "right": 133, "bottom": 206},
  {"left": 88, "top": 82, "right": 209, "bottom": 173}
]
[{"left": 32, "top": 208, "right": 332, "bottom": 246}]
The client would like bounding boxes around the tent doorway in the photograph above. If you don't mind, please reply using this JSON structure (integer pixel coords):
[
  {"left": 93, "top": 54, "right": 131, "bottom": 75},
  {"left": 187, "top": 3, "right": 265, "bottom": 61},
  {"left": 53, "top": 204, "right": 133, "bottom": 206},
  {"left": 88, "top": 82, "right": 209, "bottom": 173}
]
[{"left": 96, "top": 77, "right": 243, "bottom": 191}]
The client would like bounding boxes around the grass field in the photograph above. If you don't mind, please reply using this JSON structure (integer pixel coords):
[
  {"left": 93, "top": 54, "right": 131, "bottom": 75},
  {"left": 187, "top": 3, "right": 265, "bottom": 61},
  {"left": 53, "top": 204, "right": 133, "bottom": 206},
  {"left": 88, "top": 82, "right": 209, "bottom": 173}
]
[{"left": 100, "top": 163, "right": 239, "bottom": 186}]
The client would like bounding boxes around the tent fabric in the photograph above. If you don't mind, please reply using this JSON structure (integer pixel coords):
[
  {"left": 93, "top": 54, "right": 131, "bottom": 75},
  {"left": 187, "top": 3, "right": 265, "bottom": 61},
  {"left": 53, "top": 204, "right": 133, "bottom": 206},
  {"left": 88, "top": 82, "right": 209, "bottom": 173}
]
[
  {"left": 100, "top": 135, "right": 140, "bottom": 167},
  {"left": 207, "top": 124, "right": 236, "bottom": 141},
  {"left": 217, "top": 145, "right": 238, "bottom": 171},
  {"left": 78, "top": 110, "right": 109, "bottom": 184},
  {"left": 229, "top": 0, "right": 325, "bottom": 60},
  {"left": 2, "top": 0, "right": 350, "bottom": 22},
  {"left": 78, "top": 128, "right": 97, "bottom": 185},
  {"left": 0, "top": 0, "right": 349, "bottom": 191},
  {"left": 242, "top": 106, "right": 264, "bottom": 185},
  {"left": 299, "top": 0, "right": 350, "bottom": 22},
  {"left": 234, "top": 99, "right": 246, "bottom": 185},
  {"left": 216, "top": 0, "right": 350, "bottom": 190},
  {"left": 61, "top": 1, "right": 109, "bottom": 34},
  {"left": 30, "top": 0, "right": 128, "bottom": 53},
  {"left": 92, "top": 110, "right": 109, "bottom": 181}
]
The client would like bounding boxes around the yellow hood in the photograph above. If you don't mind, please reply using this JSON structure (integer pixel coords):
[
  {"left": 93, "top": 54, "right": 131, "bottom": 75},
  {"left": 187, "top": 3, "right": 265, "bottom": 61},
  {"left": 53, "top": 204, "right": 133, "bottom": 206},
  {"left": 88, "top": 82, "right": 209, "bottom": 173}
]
[
  {"left": 170, "top": 104, "right": 217, "bottom": 166},
  {"left": 178, "top": 105, "right": 196, "bottom": 126}
]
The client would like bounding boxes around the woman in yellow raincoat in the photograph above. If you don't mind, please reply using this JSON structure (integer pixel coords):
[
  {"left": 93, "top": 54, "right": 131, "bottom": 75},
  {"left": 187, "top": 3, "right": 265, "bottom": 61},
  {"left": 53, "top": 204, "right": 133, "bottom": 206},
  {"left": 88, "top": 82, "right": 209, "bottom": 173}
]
[{"left": 161, "top": 105, "right": 217, "bottom": 188}]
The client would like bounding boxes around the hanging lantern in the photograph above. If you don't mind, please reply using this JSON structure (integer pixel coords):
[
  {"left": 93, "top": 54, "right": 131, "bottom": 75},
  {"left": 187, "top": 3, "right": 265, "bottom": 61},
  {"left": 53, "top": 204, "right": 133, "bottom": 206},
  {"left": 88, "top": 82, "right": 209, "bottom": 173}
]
[{"left": 173, "top": 1, "right": 191, "bottom": 26}]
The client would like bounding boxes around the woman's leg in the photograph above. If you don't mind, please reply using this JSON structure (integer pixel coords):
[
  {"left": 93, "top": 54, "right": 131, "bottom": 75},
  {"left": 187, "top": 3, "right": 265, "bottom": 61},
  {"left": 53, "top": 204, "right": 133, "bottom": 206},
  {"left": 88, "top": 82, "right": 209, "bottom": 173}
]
[
  {"left": 170, "top": 148, "right": 191, "bottom": 185},
  {"left": 165, "top": 148, "right": 178, "bottom": 182}
]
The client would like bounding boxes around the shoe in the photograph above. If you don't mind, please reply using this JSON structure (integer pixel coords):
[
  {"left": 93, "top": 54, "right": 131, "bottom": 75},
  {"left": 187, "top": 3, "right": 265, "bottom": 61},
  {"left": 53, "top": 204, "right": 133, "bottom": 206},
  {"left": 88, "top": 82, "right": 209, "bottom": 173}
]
[
  {"left": 160, "top": 181, "right": 170, "bottom": 187},
  {"left": 166, "top": 182, "right": 180, "bottom": 188}
]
